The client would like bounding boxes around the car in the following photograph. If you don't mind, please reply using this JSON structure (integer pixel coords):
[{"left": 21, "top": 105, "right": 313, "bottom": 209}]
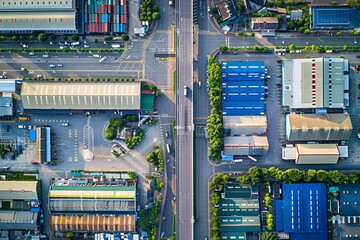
[
  {"left": 49, "top": 64, "right": 56, "bottom": 68},
  {"left": 42, "top": 55, "right": 49, "bottom": 58},
  {"left": 207, "top": 6, "right": 210, "bottom": 12},
  {"left": 198, "top": 80, "right": 202, "bottom": 88},
  {"left": 22, "top": 44, "right": 29, "bottom": 48},
  {"left": 50, "top": 162, "right": 57, "bottom": 166},
  {"left": 62, "top": 122, "right": 69, "bottom": 127},
  {"left": 57, "top": 64, "right": 63, "bottom": 67},
  {"left": 18, "top": 125, "right": 26, "bottom": 129},
  {"left": 21, "top": 67, "right": 25, "bottom": 71},
  {"left": 84, "top": 44, "right": 90, "bottom": 48},
  {"left": 29, "top": 71, "right": 34, "bottom": 74},
  {"left": 29, "top": 52, "right": 35, "bottom": 56},
  {"left": 37, "top": 75, "right": 43, "bottom": 78},
  {"left": 59, "top": 46, "right": 64, "bottom": 49},
  {"left": 0, "top": 75, "right": 7, "bottom": 79},
  {"left": 50, "top": 41, "right": 53, "bottom": 45},
  {"left": 31, "top": 161, "right": 38, "bottom": 165},
  {"left": 165, "top": 131, "right": 169, "bottom": 138}
]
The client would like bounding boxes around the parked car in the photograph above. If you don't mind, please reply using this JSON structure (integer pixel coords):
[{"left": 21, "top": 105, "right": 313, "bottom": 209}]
[
  {"left": 57, "top": 64, "right": 63, "bottom": 67},
  {"left": 62, "top": 122, "right": 69, "bottom": 127},
  {"left": 49, "top": 64, "right": 56, "bottom": 68}
]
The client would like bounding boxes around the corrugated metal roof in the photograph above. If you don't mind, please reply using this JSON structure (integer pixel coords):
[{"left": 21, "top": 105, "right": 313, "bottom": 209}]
[
  {"left": 0, "top": 0, "right": 74, "bottom": 9},
  {"left": 0, "top": 81, "right": 16, "bottom": 92},
  {"left": 224, "top": 184, "right": 258, "bottom": 199},
  {"left": 223, "top": 136, "right": 269, "bottom": 156},
  {"left": 0, "top": 11, "right": 76, "bottom": 31},
  {"left": 282, "top": 58, "right": 346, "bottom": 109},
  {"left": 223, "top": 101, "right": 264, "bottom": 109},
  {"left": 276, "top": 200, "right": 284, "bottom": 231},
  {"left": 220, "top": 232, "right": 246, "bottom": 240},
  {"left": 0, "top": 97, "right": 13, "bottom": 116},
  {"left": 0, "top": 211, "right": 38, "bottom": 230},
  {"left": 0, "top": 181, "right": 38, "bottom": 200},
  {"left": 21, "top": 81, "right": 141, "bottom": 110},
  {"left": 295, "top": 144, "right": 339, "bottom": 164},
  {"left": 339, "top": 184, "right": 360, "bottom": 216},
  {"left": 221, "top": 61, "right": 266, "bottom": 74},
  {"left": 49, "top": 199, "right": 136, "bottom": 212},
  {"left": 223, "top": 109, "right": 265, "bottom": 116},
  {"left": 286, "top": 114, "right": 352, "bottom": 141},
  {"left": 223, "top": 116, "right": 267, "bottom": 136},
  {"left": 220, "top": 216, "right": 260, "bottom": 232},
  {"left": 50, "top": 214, "right": 136, "bottom": 232},
  {"left": 222, "top": 73, "right": 265, "bottom": 81},
  {"left": 223, "top": 93, "right": 264, "bottom": 102},
  {"left": 222, "top": 81, "right": 265, "bottom": 93},
  {"left": 220, "top": 199, "right": 259, "bottom": 216},
  {"left": 282, "top": 183, "right": 327, "bottom": 238}
]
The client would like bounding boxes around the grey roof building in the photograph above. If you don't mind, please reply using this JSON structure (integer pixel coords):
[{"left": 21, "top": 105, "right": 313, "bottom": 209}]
[
  {"left": 21, "top": 81, "right": 141, "bottom": 110},
  {"left": 0, "top": 96, "right": 13, "bottom": 116},
  {"left": 223, "top": 116, "right": 267, "bottom": 136},
  {"left": 0, "top": 0, "right": 76, "bottom": 33},
  {"left": 282, "top": 58, "right": 347, "bottom": 109},
  {"left": 223, "top": 136, "right": 269, "bottom": 156}
]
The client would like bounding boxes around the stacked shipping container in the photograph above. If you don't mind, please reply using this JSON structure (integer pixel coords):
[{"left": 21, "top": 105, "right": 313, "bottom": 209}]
[{"left": 85, "top": 0, "right": 127, "bottom": 34}]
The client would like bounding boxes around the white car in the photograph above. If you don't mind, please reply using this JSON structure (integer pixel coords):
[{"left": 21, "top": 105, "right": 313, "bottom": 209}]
[
  {"left": 62, "top": 122, "right": 69, "bottom": 127},
  {"left": 57, "top": 64, "right": 63, "bottom": 67},
  {"left": 49, "top": 64, "right": 56, "bottom": 68},
  {"left": 29, "top": 52, "right": 35, "bottom": 56},
  {"left": 37, "top": 75, "right": 43, "bottom": 78}
]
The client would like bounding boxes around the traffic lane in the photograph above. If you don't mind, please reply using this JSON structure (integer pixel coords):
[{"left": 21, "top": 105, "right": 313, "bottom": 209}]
[
  {"left": 194, "top": 137, "right": 213, "bottom": 240},
  {"left": 0, "top": 41, "right": 120, "bottom": 49},
  {"left": 265, "top": 36, "right": 359, "bottom": 47}
]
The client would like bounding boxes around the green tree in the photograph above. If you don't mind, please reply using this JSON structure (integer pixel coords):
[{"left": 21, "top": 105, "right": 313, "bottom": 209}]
[
  {"left": 316, "top": 170, "right": 329, "bottom": 182},
  {"left": 304, "top": 169, "right": 316, "bottom": 182},
  {"left": 336, "top": 32, "right": 342, "bottom": 36},
  {"left": 343, "top": 44, "right": 348, "bottom": 50},
  {"left": 66, "top": 232, "right": 74, "bottom": 238},
  {"left": 286, "top": 169, "right": 304, "bottom": 182},
  {"left": 104, "top": 35, "right": 113, "bottom": 41},
  {"left": 289, "top": 44, "right": 296, "bottom": 51},
  {"left": 29, "top": 35, "right": 35, "bottom": 40},
  {"left": 12, "top": 36, "right": 18, "bottom": 41},
  {"left": 121, "top": 34, "right": 130, "bottom": 41},
  {"left": 62, "top": 35, "right": 68, "bottom": 40},
  {"left": 94, "top": 38, "right": 99, "bottom": 43},
  {"left": 152, "top": 12, "right": 161, "bottom": 20},
  {"left": 275, "top": 0, "right": 284, "bottom": 7},
  {"left": 346, "top": 0, "right": 360, "bottom": 8},
  {"left": 38, "top": 33, "right": 47, "bottom": 41},
  {"left": 328, "top": 170, "right": 346, "bottom": 183},
  {"left": 153, "top": 5, "right": 159, "bottom": 12},
  {"left": 248, "top": 166, "right": 262, "bottom": 184},
  {"left": 298, "top": 27, "right": 305, "bottom": 33},
  {"left": 49, "top": 35, "right": 56, "bottom": 40},
  {"left": 155, "top": 90, "right": 162, "bottom": 97},
  {"left": 71, "top": 34, "right": 79, "bottom": 41},
  {"left": 304, "top": 29, "right": 310, "bottom": 34},
  {"left": 286, "top": 21, "right": 295, "bottom": 30},
  {"left": 261, "top": 232, "right": 278, "bottom": 240},
  {"left": 219, "top": 45, "right": 228, "bottom": 52}
]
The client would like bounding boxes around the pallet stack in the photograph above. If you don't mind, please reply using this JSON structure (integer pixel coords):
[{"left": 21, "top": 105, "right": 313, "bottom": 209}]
[{"left": 85, "top": 0, "right": 128, "bottom": 34}]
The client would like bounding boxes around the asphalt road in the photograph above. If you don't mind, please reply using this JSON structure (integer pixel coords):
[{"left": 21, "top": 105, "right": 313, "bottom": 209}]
[{"left": 175, "top": 0, "right": 195, "bottom": 239}]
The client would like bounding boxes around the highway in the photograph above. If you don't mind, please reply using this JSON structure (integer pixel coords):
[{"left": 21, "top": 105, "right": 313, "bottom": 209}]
[{"left": 175, "top": 0, "right": 194, "bottom": 239}]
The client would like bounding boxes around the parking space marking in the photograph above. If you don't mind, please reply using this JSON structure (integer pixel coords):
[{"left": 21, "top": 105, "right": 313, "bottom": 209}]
[
  {"left": 74, "top": 156, "right": 78, "bottom": 162},
  {"left": 68, "top": 157, "right": 72, "bottom": 162}
]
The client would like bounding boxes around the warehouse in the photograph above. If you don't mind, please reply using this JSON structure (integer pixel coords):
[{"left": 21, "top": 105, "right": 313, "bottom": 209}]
[
  {"left": 21, "top": 81, "right": 141, "bottom": 110},
  {"left": 35, "top": 127, "right": 51, "bottom": 164},
  {"left": 277, "top": 183, "right": 328, "bottom": 240},
  {"left": 223, "top": 116, "right": 267, "bottom": 136},
  {"left": 220, "top": 199, "right": 259, "bottom": 216},
  {"left": 295, "top": 144, "right": 339, "bottom": 164},
  {"left": 223, "top": 136, "right": 269, "bottom": 156},
  {"left": 0, "top": 181, "right": 40, "bottom": 230},
  {"left": 0, "top": 0, "right": 76, "bottom": 33},
  {"left": 282, "top": 57, "right": 348, "bottom": 109},
  {"left": 285, "top": 114, "right": 352, "bottom": 141},
  {"left": 311, "top": 6, "right": 356, "bottom": 30}
]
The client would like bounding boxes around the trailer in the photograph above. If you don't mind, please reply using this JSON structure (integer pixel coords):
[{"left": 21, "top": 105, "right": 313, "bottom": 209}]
[{"left": 71, "top": 42, "right": 80, "bottom": 46}]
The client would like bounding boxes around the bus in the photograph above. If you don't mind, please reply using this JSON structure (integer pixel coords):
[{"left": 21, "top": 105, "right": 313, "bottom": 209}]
[
  {"left": 18, "top": 115, "right": 30, "bottom": 121},
  {"left": 166, "top": 144, "right": 171, "bottom": 154}
]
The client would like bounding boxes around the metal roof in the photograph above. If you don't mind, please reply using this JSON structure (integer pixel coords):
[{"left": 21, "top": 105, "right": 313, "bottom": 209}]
[
  {"left": 21, "top": 81, "right": 141, "bottom": 110},
  {"left": 223, "top": 109, "right": 265, "bottom": 116},
  {"left": 223, "top": 101, "right": 264, "bottom": 109},
  {"left": 223, "top": 116, "right": 267, "bottom": 136},
  {"left": 282, "top": 183, "right": 327, "bottom": 237},
  {"left": 295, "top": 144, "right": 339, "bottom": 164},
  {"left": 0, "top": 81, "right": 16, "bottom": 92},
  {"left": 223, "top": 93, "right": 264, "bottom": 102},
  {"left": 339, "top": 184, "right": 360, "bottom": 216},
  {"left": 220, "top": 199, "right": 259, "bottom": 216},
  {"left": 0, "top": 0, "right": 74, "bottom": 9},
  {"left": 0, "top": 11, "right": 76, "bottom": 31},
  {"left": 220, "top": 232, "right": 246, "bottom": 240},
  {"left": 222, "top": 81, "right": 265, "bottom": 93},
  {"left": 0, "top": 181, "right": 38, "bottom": 200},
  {"left": 222, "top": 73, "right": 265, "bottom": 81},
  {"left": 50, "top": 214, "right": 136, "bottom": 233},
  {"left": 282, "top": 58, "right": 346, "bottom": 109},
  {"left": 220, "top": 216, "right": 260, "bottom": 232},
  {"left": 286, "top": 114, "right": 352, "bottom": 141},
  {"left": 49, "top": 198, "right": 136, "bottom": 212},
  {"left": 0, "top": 97, "right": 13, "bottom": 116},
  {"left": 224, "top": 184, "right": 258, "bottom": 199},
  {"left": 221, "top": 61, "right": 266, "bottom": 74},
  {"left": 0, "top": 211, "right": 38, "bottom": 230},
  {"left": 223, "top": 136, "right": 269, "bottom": 156}
]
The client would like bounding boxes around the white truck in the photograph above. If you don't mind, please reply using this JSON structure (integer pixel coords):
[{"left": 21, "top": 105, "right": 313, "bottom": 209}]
[
  {"left": 71, "top": 42, "right": 80, "bottom": 46},
  {"left": 169, "top": 0, "right": 174, "bottom": 6},
  {"left": 111, "top": 44, "right": 121, "bottom": 49},
  {"left": 99, "top": 56, "right": 107, "bottom": 63}
]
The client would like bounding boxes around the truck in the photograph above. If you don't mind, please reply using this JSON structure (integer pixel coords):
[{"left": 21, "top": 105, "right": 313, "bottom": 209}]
[
  {"left": 99, "top": 56, "right": 107, "bottom": 63},
  {"left": 92, "top": 54, "right": 100, "bottom": 58},
  {"left": 111, "top": 44, "right": 121, "bottom": 49},
  {"left": 18, "top": 115, "right": 30, "bottom": 121},
  {"left": 169, "top": 0, "right": 174, "bottom": 5},
  {"left": 71, "top": 42, "right": 80, "bottom": 46}
]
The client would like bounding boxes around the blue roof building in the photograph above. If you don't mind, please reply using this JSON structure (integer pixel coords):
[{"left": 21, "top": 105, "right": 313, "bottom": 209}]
[
  {"left": 222, "top": 81, "right": 265, "bottom": 93},
  {"left": 221, "top": 61, "right": 266, "bottom": 74},
  {"left": 311, "top": 6, "right": 358, "bottom": 30},
  {"left": 339, "top": 183, "right": 360, "bottom": 216},
  {"left": 279, "top": 183, "right": 328, "bottom": 240},
  {"left": 223, "top": 92, "right": 264, "bottom": 102}
]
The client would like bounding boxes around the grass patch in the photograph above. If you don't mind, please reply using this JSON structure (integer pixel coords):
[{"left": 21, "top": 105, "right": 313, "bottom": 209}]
[
  {"left": 4, "top": 171, "right": 38, "bottom": 180},
  {"left": 172, "top": 70, "right": 176, "bottom": 93},
  {"left": 172, "top": 120, "right": 176, "bottom": 146}
]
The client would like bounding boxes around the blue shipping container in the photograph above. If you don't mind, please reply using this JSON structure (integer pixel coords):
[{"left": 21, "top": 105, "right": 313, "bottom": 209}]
[
  {"left": 117, "top": 5, "right": 120, "bottom": 14},
  {"left": 84, "top": 14, "right": 88, "bottom": 23},
  {"left": 120, "top": 5, "right": 124, "bottom": 14}
]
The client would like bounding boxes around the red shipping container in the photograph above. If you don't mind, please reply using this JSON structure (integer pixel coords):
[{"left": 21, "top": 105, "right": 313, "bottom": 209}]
[
  {"left": 85, "top": 4, "right": 88, "bottom": 13},
  {"left": 108, "top": 5, "right": 111, "bottom": 13},
  {"left": 123, "top": 6, "right": 127, "bottom": 16}
]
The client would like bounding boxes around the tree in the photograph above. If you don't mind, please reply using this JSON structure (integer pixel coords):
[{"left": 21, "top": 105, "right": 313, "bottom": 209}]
[
  {"left": 298, "top": 27, "right": 305, "bottom": 33},
  {"left": 49, "top": 35, "right": 56, "bottom": 40},
  {"left": 62, "top": 35, "right": 68, "bottom": 40},
  {"left": 153, "top": 5, "right": 159, "bottom": 12},
  {"left": 328, "top": 170, "right": 346, "bottom": 183},
  {"left": 343, "top": 45, "right": 348, "bottom": 50},
  {"left": 286, "top": 21, "right": 295, "bottom": 30},
  {"left": 347, "top": 0, "right": 360, "bottom": 8},
  {"left": 219, "top": 45, "right": 228, "bottom": 53},
  {"left": 289, "top": 44, "right": 296, "bottom": 51},
  {"left": 316, "top": 170, "right": 329, "bottom": 182},
  {"left": 94, "top": 38, "right": 99, "bottom": 43},
  {"left": 121, "top": 34, "right": 130, "bottom": 41},
  {"left": 261, "top": 232, "right": 278, "bottom": 240},
  {"left": 71, "top": 34, "right": 79, "bottom": 41},
  {"left": 152, "top": 12, "right": 161, "bottom": 20},
  {"left": 275, "top": 0, "right": 284, "bottom": 7},
  {"left": 304, "top": 29, "right": 310, "bottom": 34},
  {"left": 285, "top": 169, "right": 304, "bottom": 182},
  {"left": 155, "top": 90, "right": 162, "bottom": 97},
  {"left": 66, "top": 232, "right": 74, "bottom": 238},
  {"left": 336, "top": 32, "right": 342, "bottom": 36},
  {"left": 248, "top": 166, "right": 262, "bottom": 184},
  {"left": 104, "top": 35, "right": 113, "bottom": 41},
  {"left": 304, "top": 169, "right": 316, "bottom": 182},
  {"left": 38, "top": 33, "right": 47, "bottom": 41},
  {"left": 12, "top": 36, "right": 18, "bottom": 41},
  {"left": 149, "top": 84, "right": 156, "bottom": 91}
]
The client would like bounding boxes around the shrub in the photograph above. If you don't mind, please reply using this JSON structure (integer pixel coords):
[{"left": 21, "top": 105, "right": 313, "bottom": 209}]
[
  {"left": 94, "top": 38, "right": 99, "bottom": 43},
  {"left": 121, "top": 34, "right": 130, "bottom": 41},
  {"left": 104, "top": 35, "right": 113, "bottom": 41},
  {"left": 12, "top": 36, "right": 18, "bottom": 41},
  {"left": 62, "top": 35, "right": 68, "bottom": 40},
  {"left": 71, "top": 34, "right": 79, "bottom": 41},
  {"left": 38, "top": 33, "right": 47, "bottom": 41}
]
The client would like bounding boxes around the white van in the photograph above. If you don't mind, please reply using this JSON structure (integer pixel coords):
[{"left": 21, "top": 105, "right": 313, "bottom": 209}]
[{"left": 184, "top": 86, "right": 187, "bottom": 96}]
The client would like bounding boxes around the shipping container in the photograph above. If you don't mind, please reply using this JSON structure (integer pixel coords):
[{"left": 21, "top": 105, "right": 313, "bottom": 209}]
[
  {"left": 124, "top": 5, "right": 127, "bottom": 15},
  {"left": 84, "top": 14, "right": 88, "bottom": 23}
]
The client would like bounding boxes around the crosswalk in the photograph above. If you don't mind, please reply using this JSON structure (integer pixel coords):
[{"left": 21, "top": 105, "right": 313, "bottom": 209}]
[{"left": 198, "top": 30, "right": 221, "bottom": 36}]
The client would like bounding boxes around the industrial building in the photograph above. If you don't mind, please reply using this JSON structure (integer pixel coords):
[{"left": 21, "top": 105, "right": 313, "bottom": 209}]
[
  {"left": 311, "top": 6, "right": 357, "bottom": 30},
  {"left": 219, "top": 184, "right": 260, "bottom": 238},
  {"left": 49, "top": 174, "right": 137, "bottom": 234},
  {"left": 282, "top": 57, "right": 349, "bottom": 110},
  {"left": 0, "top": 80, "right": 20, "bottom": 121},
  {"left": 221, "top": 61, "right": 266, "bottom": 116},
  {"left": 34, "top": 126, "right": 51, "bottom": 164},
  {"left": 223, "top": 136, "right": 269, "bottom": 156},
  {"left": 223, "top": 116, "right": 267, "bottom": 136},
  {"left": 285, "top": 114, "right": 352, "bottom": 141},
  {"left": 276, "top": 183, "right": 328, "bottom": 240},
  {"left": 0, "top": 0, "right": 77, "bottom": 33},
  {"left": 0, "top": 181, "right": 40, "bottom": 231},
  {"left": 21, "top": 81, "right": 141, "bottom": 110}
]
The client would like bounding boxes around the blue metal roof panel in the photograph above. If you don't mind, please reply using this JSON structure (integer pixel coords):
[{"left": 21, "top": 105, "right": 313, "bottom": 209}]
[
  {"left": 29, "top": 129, "right": 36, "bottom": 141},
  {"left": 221, "top": 61, "right": 266, "bottom": 74},
  {"left": 339, "top": 184, "right": 360, "bottom": 216},
  {"left": 222, "top": 81, "right": 265, "bottom": 93},
  {"left": 222, "top": 109, "right": 265, "bottom": 116},
  {"left": 276, "top": 200, "right": 284, "bottom": 231},
  {"left": 223, "top": 92, "right": 265, "bottom": 101},
  {"left": 0, "top": 81, "right": 16, "bottom": 92},
  {"left": 222, "top": 73, "right": 265, "bottom": 81},
  {"left": 223, "top": 101, "right": 265, "bottom": 108}
]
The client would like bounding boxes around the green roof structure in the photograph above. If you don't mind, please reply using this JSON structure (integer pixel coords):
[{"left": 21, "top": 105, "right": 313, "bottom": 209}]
[
  {"left": 221, "top": 232, "right": 246, "bottom": 240},
  {"left": 50, "top": 185, "right": 135, "bottom": 191},
  {"left": 224, "top": 183, "right": 259, "bottom": 199},
  {"left": 220, "top": 216, "right": 260, "bottom": 232},
  {"left": 220, "top": 199, "right": 259, "bottom": 216},
  {"left": 140, "top": 94, "right": 155, "bottom": 110}
]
